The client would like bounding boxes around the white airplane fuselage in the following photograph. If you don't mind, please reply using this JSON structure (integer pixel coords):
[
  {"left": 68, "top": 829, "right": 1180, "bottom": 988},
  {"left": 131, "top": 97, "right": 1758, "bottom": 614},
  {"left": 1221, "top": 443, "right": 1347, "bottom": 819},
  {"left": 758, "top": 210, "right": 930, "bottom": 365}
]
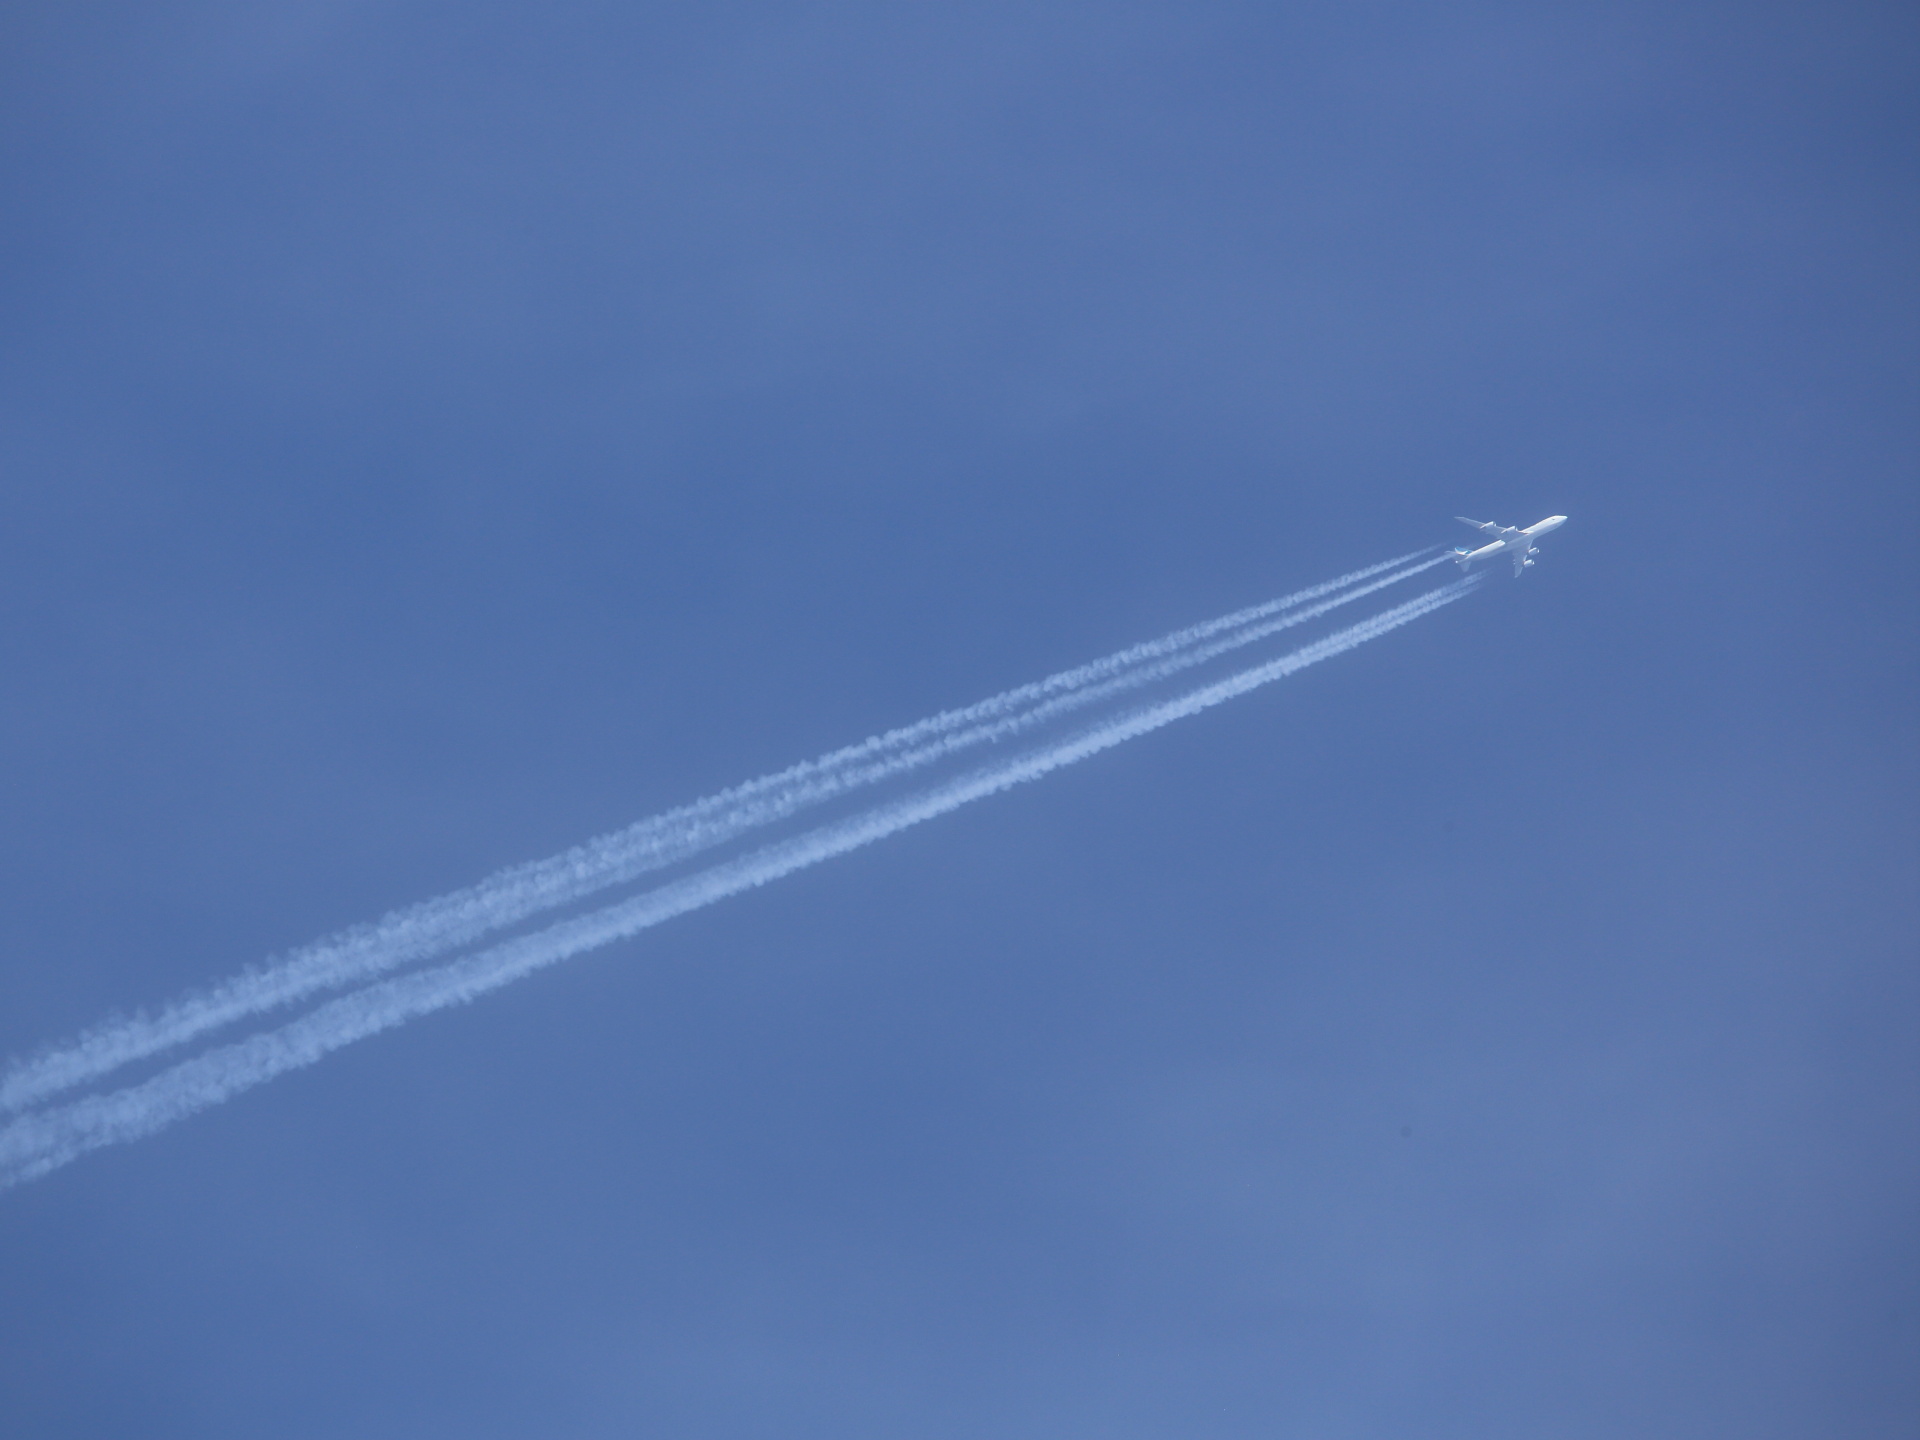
[{"left": 1453, "top": 514, "right": 1567, "bottom": 577}]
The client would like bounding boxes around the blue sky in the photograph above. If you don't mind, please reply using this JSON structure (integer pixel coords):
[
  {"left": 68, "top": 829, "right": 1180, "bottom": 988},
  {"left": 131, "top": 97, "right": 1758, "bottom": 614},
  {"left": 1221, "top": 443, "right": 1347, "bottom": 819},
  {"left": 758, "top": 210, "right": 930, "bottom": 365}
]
[{"left": 1, "top": 4, "right": 1915, "bottom": 1436}]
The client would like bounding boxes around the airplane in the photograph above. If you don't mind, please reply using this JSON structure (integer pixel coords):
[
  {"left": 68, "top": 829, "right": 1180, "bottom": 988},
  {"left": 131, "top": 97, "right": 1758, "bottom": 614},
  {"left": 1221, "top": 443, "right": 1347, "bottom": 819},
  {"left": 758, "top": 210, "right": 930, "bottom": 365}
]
[{"left": 1452, "top": 514, "right": 1568, "bottom": 577}]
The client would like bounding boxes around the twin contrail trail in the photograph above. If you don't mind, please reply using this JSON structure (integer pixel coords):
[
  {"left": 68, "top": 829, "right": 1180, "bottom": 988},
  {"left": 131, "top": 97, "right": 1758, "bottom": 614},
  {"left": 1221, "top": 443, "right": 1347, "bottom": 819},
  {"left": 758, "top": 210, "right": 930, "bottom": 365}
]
[
  {"left": 0, "top": 560, "right": 1478, "bottom": 1190},
  {"left": 1, "top": 549, "right": 1442, "bottom": 1117}
]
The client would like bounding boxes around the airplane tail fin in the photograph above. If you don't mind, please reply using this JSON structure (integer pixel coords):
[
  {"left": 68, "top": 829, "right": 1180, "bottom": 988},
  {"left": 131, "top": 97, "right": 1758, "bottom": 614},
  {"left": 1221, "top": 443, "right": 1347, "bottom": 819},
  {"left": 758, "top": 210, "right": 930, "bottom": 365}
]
[{"left": 1452, "top": 547, "right": 1473, "bottom": 570}]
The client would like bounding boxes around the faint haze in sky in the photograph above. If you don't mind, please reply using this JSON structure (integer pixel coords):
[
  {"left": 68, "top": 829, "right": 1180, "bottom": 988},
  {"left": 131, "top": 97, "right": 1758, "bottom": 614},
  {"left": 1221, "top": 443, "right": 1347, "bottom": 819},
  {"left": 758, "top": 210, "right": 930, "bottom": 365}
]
[{"left": 0, "top": 4, "right": 1914, "bottom": 1438}]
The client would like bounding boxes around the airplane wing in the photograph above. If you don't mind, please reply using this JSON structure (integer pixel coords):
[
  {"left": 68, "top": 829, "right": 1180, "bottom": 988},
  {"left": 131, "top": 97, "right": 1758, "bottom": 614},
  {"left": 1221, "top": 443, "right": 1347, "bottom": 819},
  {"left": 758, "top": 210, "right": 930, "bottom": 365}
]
[
  {"left": 1512, "top": 547, "right": 1532, "bottom": 577},
  {"left": 1455, "top": 516, "right": 1504, "bottom": 536}
]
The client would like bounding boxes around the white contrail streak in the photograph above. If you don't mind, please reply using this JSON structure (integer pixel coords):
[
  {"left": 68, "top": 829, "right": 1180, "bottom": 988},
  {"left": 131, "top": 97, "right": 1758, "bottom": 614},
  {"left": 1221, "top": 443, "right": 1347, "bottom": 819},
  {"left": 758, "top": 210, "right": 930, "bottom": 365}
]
[
  {"left": 0, "top": 576, "right": 1478, "bottom": 1190},
  {"left": 1, "top": 549, "right": 1442, "bottom": 1116}
]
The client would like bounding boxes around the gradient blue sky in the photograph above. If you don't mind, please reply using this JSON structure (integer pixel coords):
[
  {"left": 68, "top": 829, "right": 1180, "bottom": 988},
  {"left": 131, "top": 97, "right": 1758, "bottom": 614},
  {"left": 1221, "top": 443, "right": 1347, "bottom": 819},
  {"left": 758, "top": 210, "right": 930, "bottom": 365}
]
[{"left": 2, "top": 4, "right": 1915, "bottom": 1436}]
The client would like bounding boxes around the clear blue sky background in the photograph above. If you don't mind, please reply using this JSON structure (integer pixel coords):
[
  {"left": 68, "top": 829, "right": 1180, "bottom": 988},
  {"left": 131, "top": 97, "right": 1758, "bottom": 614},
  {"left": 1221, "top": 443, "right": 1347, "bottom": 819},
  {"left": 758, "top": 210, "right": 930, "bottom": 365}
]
[{"left": 2, "top": 4, "right": 1914, "bottom": 1436}]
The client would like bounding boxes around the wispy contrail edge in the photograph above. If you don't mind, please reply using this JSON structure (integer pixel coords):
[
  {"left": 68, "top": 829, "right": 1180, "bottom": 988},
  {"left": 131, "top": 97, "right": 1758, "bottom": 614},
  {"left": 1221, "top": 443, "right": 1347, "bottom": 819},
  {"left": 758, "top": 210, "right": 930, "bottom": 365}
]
[{"left": 0, "top": 576, "right": 1478, "bottom": 1190}]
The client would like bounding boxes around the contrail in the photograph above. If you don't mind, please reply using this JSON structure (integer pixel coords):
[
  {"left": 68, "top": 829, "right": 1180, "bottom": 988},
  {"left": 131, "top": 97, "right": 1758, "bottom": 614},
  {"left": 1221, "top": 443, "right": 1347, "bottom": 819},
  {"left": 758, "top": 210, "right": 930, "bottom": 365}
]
[
  {"left": 0, "top": 576, "right": 1478, "bottom": 1190},
  {"left": 1, "top": 549, "right": 1443, "bottom": 1116}
]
